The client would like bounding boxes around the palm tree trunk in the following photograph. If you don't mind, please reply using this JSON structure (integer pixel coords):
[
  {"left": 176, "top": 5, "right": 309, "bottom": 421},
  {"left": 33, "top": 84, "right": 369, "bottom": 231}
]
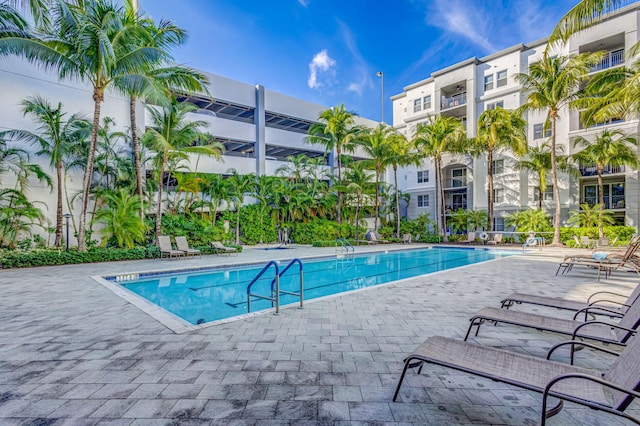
[
  {"left": 155, "top": 156, "right": 168, "bottom": 240},
  {"left": 336, "top": 147, "right": 342, "bottom": 224},
  {"left": 550, "top": 116, "right": 562, "bottom": 245},
  {"left": 55, "top": 159, "right": 63, "bottom": 247},
  {"left": 77, "top": 94, "right": 103, "bottom": 252},
  {"left": 394, "top": 165, "right": 400, "bottom": 238},
  {"left": 538, "top": 173, "right": 543, "bottom": 210},
  {"left": 130, "top": 96, "right": 144, "bottom": 220},
  {"left": 374, "top": 167, "right": 380, "bottom": 230},
  {"left": 439, "top": 163, "right": 448, "bottom": 242},
  {"left": 597, "top": 166, "right": 605, "bottom": 238},
  {"left": 235, "top": 200, "right": 241, "bottom": 245},
  {"left": 487, "top": 149, "right": 494, "bottom": 233},
  {"left": 355, "top": 195, "right": 360, "bottom": 242}
]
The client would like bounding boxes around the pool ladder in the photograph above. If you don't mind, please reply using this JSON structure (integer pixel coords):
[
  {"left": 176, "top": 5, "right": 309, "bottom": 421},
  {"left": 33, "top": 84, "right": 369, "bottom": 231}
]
[
  {"left": 336, "top": 238, "right": 355, "bottom": 255},
  {"left": 246, "top": 258, "right": 304, "bottom": 314}
]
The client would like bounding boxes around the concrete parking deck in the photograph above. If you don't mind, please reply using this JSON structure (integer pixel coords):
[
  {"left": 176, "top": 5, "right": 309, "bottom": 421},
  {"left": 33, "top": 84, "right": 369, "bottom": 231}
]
[{"left": 0, "top": 244, "right": 639, "bottom": 425}]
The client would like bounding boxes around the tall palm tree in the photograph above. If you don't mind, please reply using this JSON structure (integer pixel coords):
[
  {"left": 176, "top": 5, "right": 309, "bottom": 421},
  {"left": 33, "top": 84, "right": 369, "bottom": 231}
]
[
  {"left": 516, "top": 52, "right": 602, "bottom": 245},
  {"left": 412, "top": 115, "right": 466, "bottom": 242},
  {"left": 227, "top": 169, "right": 255, "bottom": 245},
  {"left": 387, "top": 131, "right": 422, "bottom": 238},
  {"left": 470, "top": 107, "right": 527, "bottom": 232},
  {"left": 1, "top": 96, "right": 90, "bottom": 247},
  {"left": 572, "top": 129, "right": 637, "bottom": 237},
  {"left": 143, "top": 99, "right": 223, "bottom": 239},
  {"left": 358, "top": 124, "right": 395, "bottom": 230},
  {"left": 199, "top": 173, "right": 230, "bottom": 225},
  {"left": 307, "top": 104, "right": 362, "bottom": 224},
  {"left": 549, "top": 0, "right": 628, "bottom": 45},
  {"left": 342, "top": 161, "right": 375, "bottom": 242}
]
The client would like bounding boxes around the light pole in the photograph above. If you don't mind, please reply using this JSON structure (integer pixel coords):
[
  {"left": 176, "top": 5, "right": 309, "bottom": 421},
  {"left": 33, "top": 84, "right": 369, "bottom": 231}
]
[
  {"left": 376, "top": 71, "right": 384, "bottom": 123},
  {"left": 63, "top": 213, "right": 71, "bottom": 252}
]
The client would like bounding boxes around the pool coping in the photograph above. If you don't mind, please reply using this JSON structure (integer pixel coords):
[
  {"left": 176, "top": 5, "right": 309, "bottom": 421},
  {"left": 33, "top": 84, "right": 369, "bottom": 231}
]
[{"left": 93, "top": 246, "right": 524, "bottom": 334}]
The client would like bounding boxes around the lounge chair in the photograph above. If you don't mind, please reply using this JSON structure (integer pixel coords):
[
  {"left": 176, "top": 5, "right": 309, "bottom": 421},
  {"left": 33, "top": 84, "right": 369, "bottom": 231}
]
[
  {"left": 157, "top": 235, "right": 185, "bottom": 259},
  {"left": 464, "top": 294, "right": 640, "bottom": 347},
  {"left": 175, "top": 236, "right": 201, "bottom": 257},
  {"left": 557, "top": 235, "right": 640, "bottom": 280},
  {"left": 500, "top": 282, "right": 640, "bottom": 319},
  {"left": 581, "top": 235, "right": 593, "bottom": 249},
  {"left": 369, "top": 232, "right": 388, "bottom": 244},
  {"left": 487, "top": 233, "right": 502, "bottom": 245},
  {"left": 211, "top": 241, "right": 237, "bottom": 255},
  {"left": 402, "top": 233, "right": 412, "bottom": 244},
  {"left": 392, "top": 334, "right": 640, "bottom": 425},
  {"left": 460, "top": 231, "right": 476, "bottom": 244}
]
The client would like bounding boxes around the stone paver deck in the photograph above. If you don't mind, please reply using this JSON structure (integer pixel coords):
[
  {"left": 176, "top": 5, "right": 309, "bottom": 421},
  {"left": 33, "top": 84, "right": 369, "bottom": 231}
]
[{"left": 1, "top": 244, "right": 639, "bottom": 425}]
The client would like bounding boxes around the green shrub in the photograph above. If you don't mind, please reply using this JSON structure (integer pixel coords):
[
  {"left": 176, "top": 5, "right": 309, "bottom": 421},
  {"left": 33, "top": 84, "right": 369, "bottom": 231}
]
[
  {"left": 238, "top": 204, "right": 277, "bottom": 244},
  {"left": 148, "top": 214, "right": 231, "bottom": 246},
  {"left": 559, "top": 226, "right": 635, "bottom": 244},
  {"left": 0, "top": 247, "right": 147, "bottom": 268},
  {"left": 290, "top": 219, "right": 355, "bottom": 244}
]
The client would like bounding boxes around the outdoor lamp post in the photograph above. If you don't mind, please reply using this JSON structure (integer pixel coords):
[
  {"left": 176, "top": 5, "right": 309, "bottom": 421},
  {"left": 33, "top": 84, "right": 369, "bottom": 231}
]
[
  {"left": 376, "top": 71, "right": 385, "bottom": 123},
  {"left": 63, "top": 213, "right": 71, "bottom": 252}
]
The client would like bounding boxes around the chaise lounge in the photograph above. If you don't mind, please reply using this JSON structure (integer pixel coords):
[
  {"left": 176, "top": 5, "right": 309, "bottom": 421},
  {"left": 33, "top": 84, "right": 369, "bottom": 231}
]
[
  {"left": 211, "top": 241, "right": 238, "bottom": 255},
  {"left": 175, "top": 236, "right": 201, "bottom": 257},
  {"left": 158, "top": 235, "right": 185, "bottom": 259}
]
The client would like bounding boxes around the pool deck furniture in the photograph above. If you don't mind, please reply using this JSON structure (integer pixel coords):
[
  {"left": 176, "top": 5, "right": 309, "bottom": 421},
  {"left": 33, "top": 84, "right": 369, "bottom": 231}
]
[
  {"left": 465, "top": 295, "right": 640, "bottom": 349},
  {"left": 500, "top": 282, "right": 640, "bottom": 318},
  {"left": 487, "top": 233, "right": 503, "bottom": 245},
  {"left": 402, "top": 234, "right": 412, "bottom": 244},
  {"left": 557, "top": 235, "right": 640, "bottom": 280},
  {"left": 211, "top": 241, "right": 238, "bottom": 255},
  {"left": 175, "top": 236, "right": 201, "bottom": 257},
  {"left": 157, "top": 235, "right": 185, "bottom": 259},
  {"left": 392, "top": 335, "right": 640, "bottom": 425},
  {"left": 460, "top": 231, "right": 476, "bottom": 244},
  {"left": 368, "top": 232, "right": 388, "bottom": 244}
]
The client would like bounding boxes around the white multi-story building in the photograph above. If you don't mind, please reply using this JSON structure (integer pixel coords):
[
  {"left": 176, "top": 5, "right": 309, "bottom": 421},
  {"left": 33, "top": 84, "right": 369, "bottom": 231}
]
[
  {"left": 0, "top": 60, "right": 376, "bottom": 240},
  {"left": 392, "top": 3, "right": 640, "bottom": 231}
]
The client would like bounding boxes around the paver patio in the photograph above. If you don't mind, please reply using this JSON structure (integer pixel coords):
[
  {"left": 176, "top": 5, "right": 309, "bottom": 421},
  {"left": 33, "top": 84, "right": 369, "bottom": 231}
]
[{"left": 0, "top": 244, "right": 639, "bottom": 425}]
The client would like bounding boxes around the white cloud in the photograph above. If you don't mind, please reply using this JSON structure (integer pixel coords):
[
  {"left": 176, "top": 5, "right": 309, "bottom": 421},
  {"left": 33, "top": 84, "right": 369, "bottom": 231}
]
[
  {"left": 428, "top": 0, "right": 495, "bottom": 52},
  {"left": 338, "top": 21, "right": 371, "bottom": 97},
  {"left": 298, "top": 0, "right": 310, "bottom": 6},
  {"left": 308, "top": 49, "right": 336, "bottom": 89},
  {"left": 347, "top": 82, "right": 363, "bottom": 95}
]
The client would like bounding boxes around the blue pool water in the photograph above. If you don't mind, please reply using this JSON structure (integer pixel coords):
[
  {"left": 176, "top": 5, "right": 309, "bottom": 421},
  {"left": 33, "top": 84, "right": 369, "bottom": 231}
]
[{"left": 115, "top": 247, "right": 512, "bottom": 325}]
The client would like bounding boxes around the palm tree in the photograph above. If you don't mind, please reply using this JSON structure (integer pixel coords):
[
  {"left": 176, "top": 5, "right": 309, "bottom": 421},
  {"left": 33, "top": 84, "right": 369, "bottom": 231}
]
[
  {"left": 572, "top": 129, "right": 637, "bottom": 237},
  {"left": 516, "top": 52, "right": 602, "bottom": 245},
  {"left": 412, "top": 115, "right": 466, "bottom": 241},
  {"left": 358, "top": 124, "right": 395, "bottom": 230},
  {"left": 1, "top": 96, "right": 90, "bottom": 247},
  {"left": 0, "top": 188, "right": 46, "bottom": 248},
  {"left": 342, "top": 161, "right": 375, "bottom": 242},
  {"left": 505, "top": 209, "right": 552, "bottom": 233},
  {"left": 307, "top": 104, "right": 362, "bottom": 224},
  {"left": 567, "top": 203, "right": 615, "bottom": 228},
  {"left": 387, "top": 132, "right": 421, "bottom": 238},
  {"left": 93, "top": 187, "right": 145, "bottom": 248},
  {"left": 469, "top": 107, "right": 527, "bottom": 232},
  {"left": 143, "top": 99, "right": 223, "bottom": 239},
  {"left": 227, "top": 169, "right": 254, "bottom": 245},
  {"left": 199, "top": 173, "right": 230, "bottom": 225},
  {"left": 549, "top": 1, "right": 628, "bottom": 45}
]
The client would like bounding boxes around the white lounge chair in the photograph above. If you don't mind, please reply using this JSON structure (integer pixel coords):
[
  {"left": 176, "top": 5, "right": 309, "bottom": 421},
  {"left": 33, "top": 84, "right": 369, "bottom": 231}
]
[
  {"left": 157, "top": 235, "right": 185, "bottom": 259},
  {"left": 175, "top": 236, "right": 201, "bottom": 257},
  {"left": 211, "top": 241, "right": 238, "bottom": 255}
]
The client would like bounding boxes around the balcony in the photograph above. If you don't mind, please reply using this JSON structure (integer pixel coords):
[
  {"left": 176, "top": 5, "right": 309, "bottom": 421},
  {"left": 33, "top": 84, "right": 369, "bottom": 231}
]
[
  {"left": 442, "top": 177, "right": 467, "bottom": 190},
  {"left": 579, "top": 164, "right": 625, "bottom": 177},
  {"left": 590, "top": 49, "right": 624, "bottom": 73},
  {"left": 582, "top": 195, "right": 625, "bottom": 210},
  {"left": 441, "top": 93, "right": 467, "bottom": 110}
]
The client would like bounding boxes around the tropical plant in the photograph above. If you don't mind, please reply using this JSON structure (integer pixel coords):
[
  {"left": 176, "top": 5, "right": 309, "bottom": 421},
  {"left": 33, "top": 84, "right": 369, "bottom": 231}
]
[
  {"left": 342, "top": 161, "right": 375, "bottom": 242},
  {"left": 0, "top": 96, "right": 90, "bottom": 247},
  {"left": 548, "top": 0, "right": 629, "bottom": 45},
  {"left": 412, "top": 115, "right": 466, "bottom": 242},
  {"left": 448, "top": 208, "right": 470, "bottom": 234},
  {"left": 307, "top": 104, "right": 362, "bottom": 224},
  {"left": 0, "top": 188, "right": 46, "bottom": 248},
  {"left": 386, "top": 131, "right": 421, "bottom": 238},
  {"left": 143, "top": 99, "right": 223, "bottom": 239},
  {"left": 227, "top": 169, "right": 255, "bottom": 245},
  {"left": 505, "top": 209, "right": 552, "bottom": 233},
  {"left": 469, "top": 107, "right": 526, "bottom": 232},
  {"left": 572, "top": 130, "right": 637, "bottom": 237},
  {"left": 516, "top": 51, "right": 603, "bottom": 245},
  {"left": 198, "top": 173, "right": 230, "bottom": 225},
  {"left": 567, "top": 203, "right": 616, "bottom": 228},
  {"left": 93, "top": 188, "right": 145, "bottom": 248},
  {"left": 467, "top": 209, "right": 488, "bottom": 232}
]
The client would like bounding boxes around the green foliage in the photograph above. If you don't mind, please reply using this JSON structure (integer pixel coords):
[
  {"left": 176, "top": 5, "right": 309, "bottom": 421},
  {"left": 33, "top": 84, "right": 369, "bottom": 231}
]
[
  {"left": 559, "top": 226, "right": 635, "bottom": 244},
  {"left": 238, "top": 204, "right": 278, "bottom": 245},
  {"left": 0, "top": 247, "right": 147, "bottom": 269},
  {"left": 94, "top": 189, "right": 146, "bottom": 248},
  {"left": 567, "top": 203, "right": 615, "bottom": 228},
  {"left": 290, "top": 219, "right": 355, "bottom": 244},
  {"left": 505, "top": 209, "right": 552, "bottom": 232},
  {"left": 149, "top": 213, "right": 230, "bottom": 246}
]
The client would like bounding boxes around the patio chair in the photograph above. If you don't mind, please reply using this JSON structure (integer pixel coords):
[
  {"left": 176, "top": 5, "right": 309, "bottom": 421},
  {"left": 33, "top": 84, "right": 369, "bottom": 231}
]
[
  {"left": 557, "top": 235, "right": 640, "bottom": 280},
  {"left": 573, "top": 235, "right": 583, "bottom": 248},
  {"left": 460, "top": 231, "right": 476, "bottom": 244},
  {"left": 464, "top": 293, "right": 640, "bottom": 347},
  {"left": 157, "top": 235, "right": 185, "bottom": 259},
  {"left": 581, "top": 235, "right": 593, "bottom": 249},
  {"left": 175, "top": 236, "right": 201, "bottom": 257},
  {"left": 500, "top": 282, "right": 640, "bottom": 319},
  {"left": 486, "top": 233, "right": 502, "bottom": 245},
  {"left": 369, "top": 232, "right": 388, "bottom": 244},
  {"left": 211, "top": 241, "right": 238, "bottom": 255},
  {"left": 402, "top": 233, "right": 412, "bottom": 244},
  {"left": 392, "top": 334, "right": 640, "bottom": 425}
]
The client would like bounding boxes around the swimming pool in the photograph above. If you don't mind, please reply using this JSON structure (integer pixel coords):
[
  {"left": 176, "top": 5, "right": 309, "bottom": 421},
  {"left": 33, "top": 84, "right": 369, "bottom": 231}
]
[{"left": 101, "top": 247, "right": 513, "bottom": 330}]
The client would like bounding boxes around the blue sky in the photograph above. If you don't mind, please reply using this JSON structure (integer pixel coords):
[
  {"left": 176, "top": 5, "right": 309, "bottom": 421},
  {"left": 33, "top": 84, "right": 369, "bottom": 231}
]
[{"left": 141, "top": 0, "right": 579, "bottom": 122}]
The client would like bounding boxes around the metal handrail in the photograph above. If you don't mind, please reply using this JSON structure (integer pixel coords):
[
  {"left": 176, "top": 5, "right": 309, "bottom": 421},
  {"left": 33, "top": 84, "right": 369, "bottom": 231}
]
[
  {"left": 246, "top": 260, "right": 279, "bottom": 313},
  {"left": 336, "top": 238, "right": 355, "bottom": 253},
  {"left": 272, "top": 258, "right": 305, "bottom": 310}
]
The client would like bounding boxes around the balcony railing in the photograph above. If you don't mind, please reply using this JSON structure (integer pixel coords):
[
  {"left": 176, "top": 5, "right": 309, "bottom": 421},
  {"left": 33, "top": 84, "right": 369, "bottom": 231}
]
[
  {"left": 442, "top": 177, "right": 467, "bottom": 189},
  {"left": 441, "top": 93, "right": 467, "bottom": 110},
  {"left": 582, "top": 195, "right": 625, "bottom": 209},
  {"left": 579, "top": 164, "right": 625, "bottom": 176},
  {"left": 590, "top": 49, "right": 624, "bottom": 73}
]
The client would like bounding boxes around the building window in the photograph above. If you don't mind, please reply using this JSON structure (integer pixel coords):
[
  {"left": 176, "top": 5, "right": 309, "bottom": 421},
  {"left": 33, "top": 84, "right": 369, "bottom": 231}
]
[
  {"left": 496, "top": 69, "right": 508, "bottom": 87},
  {"left": 533, "top": 185, "right": 554, "bottom": 201},
  {"left": 487, "top": 100, "right": 504, "bottom": 110},
  {"left": 413, "top": 98, "right": 422, "bottom": 113},
  {"left": 582, "top": 182, "right": 625, "bottom": 209},
  {"left": 494, "top": 217, "right": 505, "bottom": 232},
  {"left": 423, "top": 95, "right": 431, "bottom": 110},
  {"left": 417, "top": 170, "right": 429, "bottom": 183},
  {"left": 484, "top": 74, "right": 494, "bottom": 91},
  {"left": 533, "top": 123, "right": 552, "bottom": 139},
  {"left": 492, "top": 159, "right": 504, "bottom": 174},
  {"left": 417, "top": 194, "right": 429, "bottom": 207},
  {"left": 493, "top": 188, "right": 504, "bottom": 203}
]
